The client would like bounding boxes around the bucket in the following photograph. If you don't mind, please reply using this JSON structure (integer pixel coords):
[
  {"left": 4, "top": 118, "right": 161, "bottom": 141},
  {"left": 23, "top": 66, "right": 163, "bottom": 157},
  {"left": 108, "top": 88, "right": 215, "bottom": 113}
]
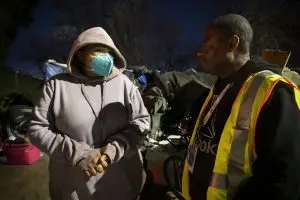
[{"left": 4, "top": 143, "right": 40, "bottom": 165}]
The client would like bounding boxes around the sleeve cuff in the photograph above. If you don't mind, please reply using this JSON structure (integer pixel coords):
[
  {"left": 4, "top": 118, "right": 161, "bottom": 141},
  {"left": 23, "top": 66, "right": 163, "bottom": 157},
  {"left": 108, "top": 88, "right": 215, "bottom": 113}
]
[{"left": 104, "top": 143, "right": 117, "bottom": 163}]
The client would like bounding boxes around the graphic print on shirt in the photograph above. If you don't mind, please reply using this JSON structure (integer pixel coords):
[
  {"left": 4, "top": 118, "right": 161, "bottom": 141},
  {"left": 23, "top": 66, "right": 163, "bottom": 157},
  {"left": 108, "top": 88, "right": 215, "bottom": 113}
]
[{"left": 196, "top": 94, "right": 218, "bottom": 156}]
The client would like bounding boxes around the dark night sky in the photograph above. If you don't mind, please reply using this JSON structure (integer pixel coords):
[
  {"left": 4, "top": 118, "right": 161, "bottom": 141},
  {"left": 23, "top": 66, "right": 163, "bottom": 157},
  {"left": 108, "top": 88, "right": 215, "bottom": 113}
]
[
  {"left": 5, "top": 0, "right": 230, "bottom": 76},
  {"left": 5, "top": 0, "right": 60, "bottom": 76},
  {"left": 5, "top": 0, "right": 285, "bottom": 76},
  {"left": 153, "top": 0, "right": 225, "bottom": 43}
]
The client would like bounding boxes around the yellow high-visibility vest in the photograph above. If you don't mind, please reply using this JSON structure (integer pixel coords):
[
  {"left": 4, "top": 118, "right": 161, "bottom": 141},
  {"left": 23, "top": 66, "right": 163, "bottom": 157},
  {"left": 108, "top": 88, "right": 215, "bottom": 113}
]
[{"left": 182, "top": 70, "right": 300, "bottom": 200}]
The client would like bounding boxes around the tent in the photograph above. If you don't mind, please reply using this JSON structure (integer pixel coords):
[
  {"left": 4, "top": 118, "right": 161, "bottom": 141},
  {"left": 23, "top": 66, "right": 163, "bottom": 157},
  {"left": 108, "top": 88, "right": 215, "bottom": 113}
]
[{"left": 142, "top": 69, "right": 216, "bottom": 139}]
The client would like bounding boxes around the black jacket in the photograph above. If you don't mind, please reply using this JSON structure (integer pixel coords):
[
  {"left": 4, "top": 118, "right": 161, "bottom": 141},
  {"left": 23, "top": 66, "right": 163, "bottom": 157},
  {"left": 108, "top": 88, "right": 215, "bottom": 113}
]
[{"left": 189, "top": 57, "right": 300, "bottom": 200}]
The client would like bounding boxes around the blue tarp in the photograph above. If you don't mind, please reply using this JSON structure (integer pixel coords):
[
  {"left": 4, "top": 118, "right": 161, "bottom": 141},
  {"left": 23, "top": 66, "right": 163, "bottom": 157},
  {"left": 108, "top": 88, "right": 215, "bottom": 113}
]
[{"left": 44, "top": 62, "right": 66, "bottom": 81}]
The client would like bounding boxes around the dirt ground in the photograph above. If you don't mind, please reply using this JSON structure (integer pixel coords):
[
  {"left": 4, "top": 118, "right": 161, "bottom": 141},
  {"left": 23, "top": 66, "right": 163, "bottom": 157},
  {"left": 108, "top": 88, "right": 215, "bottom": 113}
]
[
  {"left": 0, "top": 155, "right": 171, "bottom": 200},
  {"left": 0, "top": 155, "right": 50, "bottom": 200}
]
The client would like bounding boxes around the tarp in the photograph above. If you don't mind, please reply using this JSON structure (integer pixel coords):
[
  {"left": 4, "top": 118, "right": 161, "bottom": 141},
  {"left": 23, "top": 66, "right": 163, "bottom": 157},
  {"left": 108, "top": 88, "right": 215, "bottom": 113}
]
[
  {"left": 152, "top": 71, "right": 216, "bottom": 100},
  {"left": 44, "top": 60, "right": 67, "bottom": 81},
  {"left": 142, "top": 70, "right": 215, "bottom": 138},
  {"left": 162, "top": 80, "right": 210, "bottom": 132},
  {"left": 282, "top": 67, "right": 300, "bottom": 87}
]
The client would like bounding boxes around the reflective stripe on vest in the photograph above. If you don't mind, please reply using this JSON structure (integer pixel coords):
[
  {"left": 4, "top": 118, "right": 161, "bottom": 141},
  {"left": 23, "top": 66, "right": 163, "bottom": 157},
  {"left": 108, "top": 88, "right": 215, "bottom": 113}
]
[
  {"left": 208, "top": 70, "right": 282, "bottom": 200},
  {"left": 207, "top": 70, "right": 272, "bottom": 190},
  {"left": 228, "top": 70, "right": 275, "bottom": 189},
  {"left": 182, "top": 70, "right": 292, "bottom": 200},
  {"left": 294, "top": 88, "right": 300, "bottom": 109},
  {"left": 207, "top": 71, "right": 275, "bottom": 198}
]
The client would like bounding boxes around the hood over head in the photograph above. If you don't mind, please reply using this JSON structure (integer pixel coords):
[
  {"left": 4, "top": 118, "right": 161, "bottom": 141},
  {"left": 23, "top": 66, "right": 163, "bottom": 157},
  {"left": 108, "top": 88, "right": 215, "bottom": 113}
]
[{"left": 67, "top": 27, "right": 127, "bottom": 81}]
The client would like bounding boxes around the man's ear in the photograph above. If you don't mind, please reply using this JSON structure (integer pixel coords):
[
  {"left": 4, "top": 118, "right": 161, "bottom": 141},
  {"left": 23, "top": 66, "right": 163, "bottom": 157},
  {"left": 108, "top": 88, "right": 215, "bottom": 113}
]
[{"left": 229, "top": 35, "right": 240, "bottom": 52}]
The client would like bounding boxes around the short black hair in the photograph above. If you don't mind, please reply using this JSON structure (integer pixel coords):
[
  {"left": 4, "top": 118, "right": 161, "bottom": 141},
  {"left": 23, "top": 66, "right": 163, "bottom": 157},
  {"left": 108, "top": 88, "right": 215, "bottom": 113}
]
[{"left": 210, "top": 14, "right": 253, "bottom": 54}]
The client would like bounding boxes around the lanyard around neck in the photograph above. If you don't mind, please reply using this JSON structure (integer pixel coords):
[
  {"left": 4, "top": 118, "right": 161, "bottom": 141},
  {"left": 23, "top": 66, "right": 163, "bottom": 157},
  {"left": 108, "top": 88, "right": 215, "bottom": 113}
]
[{"left": 200, "top": 83, "right": 232, "bottom": 127}]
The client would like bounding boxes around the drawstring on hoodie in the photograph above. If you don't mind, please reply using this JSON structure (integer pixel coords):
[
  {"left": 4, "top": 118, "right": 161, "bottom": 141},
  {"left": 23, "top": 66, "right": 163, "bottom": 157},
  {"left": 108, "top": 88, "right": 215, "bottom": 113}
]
[
  {"left": 81, "top": 82, "right": 107, "bottom": 145},
  {"left": 101, "top": 81, "right": 105, "bottom": 110},
  {"left": 81, "top": 84, "right": 98, "bottom": 119},
  {"left": 100, "top": 81, "right": 106, "bottom": 143}
]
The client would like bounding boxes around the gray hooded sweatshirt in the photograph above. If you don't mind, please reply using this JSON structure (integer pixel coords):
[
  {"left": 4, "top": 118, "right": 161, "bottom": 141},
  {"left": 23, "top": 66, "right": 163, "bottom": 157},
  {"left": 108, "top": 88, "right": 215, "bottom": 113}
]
[{"left": 28, "top": 27, "right": 150, "bottom": 200}]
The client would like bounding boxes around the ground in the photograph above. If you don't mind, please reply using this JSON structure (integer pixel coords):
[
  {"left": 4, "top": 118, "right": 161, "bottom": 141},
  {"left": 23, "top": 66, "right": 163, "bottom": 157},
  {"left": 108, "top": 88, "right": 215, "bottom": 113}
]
[
  {"left": 0, "top": 155, "right": 171, "bottom": 200},
  {"left": 0, "top": 155, "right": 50, "bottom": 200}
]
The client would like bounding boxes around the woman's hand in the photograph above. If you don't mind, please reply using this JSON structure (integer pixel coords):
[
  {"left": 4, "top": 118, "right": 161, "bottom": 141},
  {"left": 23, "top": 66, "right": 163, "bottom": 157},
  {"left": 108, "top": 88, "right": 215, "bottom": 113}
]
[
  {"left": 88, "top": 153, "right": 110, "bottom": 176},
  {"left": 76, "top": 149, "right": 102, "bottom": 176},
  {"left": 77, "top": 143, "right": 116, "bottom": 177},
  {"left": 87, "top": 143, "right": 116, "bottom": 176}
]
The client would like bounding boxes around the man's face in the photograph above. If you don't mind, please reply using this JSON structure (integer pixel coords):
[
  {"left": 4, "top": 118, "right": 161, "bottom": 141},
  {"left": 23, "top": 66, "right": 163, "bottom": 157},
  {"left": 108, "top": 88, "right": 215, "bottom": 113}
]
[{"left": 197, "top": 27, "right": 229, "bottom": 74}]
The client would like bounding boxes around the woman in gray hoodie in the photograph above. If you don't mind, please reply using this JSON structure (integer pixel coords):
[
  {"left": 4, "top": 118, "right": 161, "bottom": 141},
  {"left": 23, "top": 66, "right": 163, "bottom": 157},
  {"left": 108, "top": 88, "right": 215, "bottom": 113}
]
[{"left": 28, "top": 27, "right": 150, "bottom": 200}]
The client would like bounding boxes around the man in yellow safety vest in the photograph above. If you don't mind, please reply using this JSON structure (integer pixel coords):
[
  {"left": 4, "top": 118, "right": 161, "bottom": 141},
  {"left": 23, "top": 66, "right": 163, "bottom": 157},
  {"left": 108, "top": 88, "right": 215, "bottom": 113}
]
[{"left": 182, "top": 14, "right": 300, "bottom": 200}]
